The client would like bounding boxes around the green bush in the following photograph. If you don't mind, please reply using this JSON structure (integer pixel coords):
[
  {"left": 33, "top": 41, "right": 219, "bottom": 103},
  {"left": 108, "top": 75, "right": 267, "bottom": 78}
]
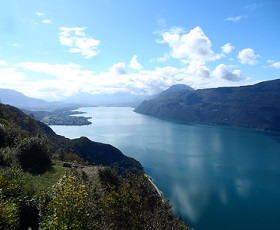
[
  {"left": 40, "top": 171, "right": 89, "bottom": 230},
  {"left": 16, "top": 137, "right": 52, "bottom": 174}
]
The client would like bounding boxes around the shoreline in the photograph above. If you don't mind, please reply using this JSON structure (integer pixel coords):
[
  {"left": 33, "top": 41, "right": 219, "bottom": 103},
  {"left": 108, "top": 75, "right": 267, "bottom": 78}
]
[{"left": 145, "top": 174, "right": 164, "bottom": 199}]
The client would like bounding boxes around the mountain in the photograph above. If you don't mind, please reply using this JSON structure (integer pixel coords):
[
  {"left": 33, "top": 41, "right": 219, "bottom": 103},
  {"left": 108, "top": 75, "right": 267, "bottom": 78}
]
[
  {"left": 0, "top": 88, "right": 151, "bottom": 110},
  {"left": 158, "top": 84, "right": 194, "bottom": 97},
  {"left": 0, "top": 88, "right": 87, "bottom": 111},
  {"left": 63, "top": 92, "right": 152, "bottom": 107},
  {"left": 0, "top": 88, "right": 53, "bottom": 110},
  {"left": 134, "top": 79, "right": 280, "bottom": 131}
]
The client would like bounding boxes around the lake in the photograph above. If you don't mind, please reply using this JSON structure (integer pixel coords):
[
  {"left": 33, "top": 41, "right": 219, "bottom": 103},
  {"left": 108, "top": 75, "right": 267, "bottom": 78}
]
[{"left": 51, "top": 107, "right": 280, "bottom": 230}]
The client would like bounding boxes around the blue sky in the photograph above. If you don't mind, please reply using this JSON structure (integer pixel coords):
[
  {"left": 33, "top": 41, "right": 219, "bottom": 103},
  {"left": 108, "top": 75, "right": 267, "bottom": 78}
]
[{"left": 0, "top": 0, "right": 279, "bottom": 100}]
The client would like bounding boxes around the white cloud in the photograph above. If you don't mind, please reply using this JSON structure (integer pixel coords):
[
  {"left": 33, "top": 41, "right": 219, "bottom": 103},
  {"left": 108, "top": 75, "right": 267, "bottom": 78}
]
[
  {"left": 271, "top": 62, "right": 280, "bottom": 68},
  {"left": 267, "top": 60, "right": 280, "bottom": 69},
  {"left": 8, "top": 58, "right": 252, "bottom": 100},
  {"left": 42, "top": 19, "right": 51, "bottom": 24},
  {"left": 224, "top": 16, "right": 243, "bottom": 22},
  {"left": 238, "top": 48, "right": 260, "bottom": 65},
  {"left": 17, "top": 62, "right": 94, "bottom": 81},
  {"left": 150, "top": 53, "right": 170, "bottom": 63},
  {"left": 186, "top": 60, "right": 210, "bottom": 79},
  {"left": 212, "top": 64, "right": 243, "bottom": 81},
  {"left": 0, "top": 61, "right": 8, "bottom": 66},
  {"left": 158, "top": 26, "right": 222, "bottom": 61},
  {"left": 59, "top": 27, "right": 100, "bottom": 59},
  {"left": 129, "top": 55, "right": 143, "bottom": 70},
  {"left": 0, "top": 67, "right": 25, "bottom": 85},
  {"left": 221, "top": 43, "right": 235, "bottom": 54},
  {"left": 110, "top": 63, "right": 126, "bottom": 75}
]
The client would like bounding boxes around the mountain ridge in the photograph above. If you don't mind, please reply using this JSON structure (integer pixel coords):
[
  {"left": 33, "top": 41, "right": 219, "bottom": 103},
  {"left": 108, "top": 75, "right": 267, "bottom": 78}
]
[
  {"left": 134, "top": 79, "right": 280, "bottom": 131},
  {"left": 158, "top": 84, "right": 194, "bottom": 97}
]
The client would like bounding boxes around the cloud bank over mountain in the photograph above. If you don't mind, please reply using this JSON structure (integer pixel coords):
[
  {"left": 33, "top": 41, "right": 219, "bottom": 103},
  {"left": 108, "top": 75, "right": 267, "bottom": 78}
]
[{"left": 0, "top": 1, "right": 279, "bottom": 100}]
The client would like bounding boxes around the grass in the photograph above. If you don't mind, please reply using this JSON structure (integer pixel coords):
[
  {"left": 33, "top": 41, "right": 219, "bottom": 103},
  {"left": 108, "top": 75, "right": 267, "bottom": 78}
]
[{"left": 22, "top": 163, "right": 66, "bottom": 194}]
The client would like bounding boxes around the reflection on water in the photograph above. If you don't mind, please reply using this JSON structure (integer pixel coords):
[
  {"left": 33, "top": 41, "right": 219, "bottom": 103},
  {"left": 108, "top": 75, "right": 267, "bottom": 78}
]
[{"left": 51, "top": 107, "right": 280, "bottom": 230}]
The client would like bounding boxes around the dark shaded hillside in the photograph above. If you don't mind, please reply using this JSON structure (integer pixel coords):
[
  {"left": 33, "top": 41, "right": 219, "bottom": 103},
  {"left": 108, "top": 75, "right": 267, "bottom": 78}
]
[
  {"left": 0, "top": 103, "right": 142, "bottom": 172},
  {"left": 135, "top": 79, "right": 280, "bottom": 131},
  {"left": 67, "top": 137, "right": 142, "bottom": 173}
]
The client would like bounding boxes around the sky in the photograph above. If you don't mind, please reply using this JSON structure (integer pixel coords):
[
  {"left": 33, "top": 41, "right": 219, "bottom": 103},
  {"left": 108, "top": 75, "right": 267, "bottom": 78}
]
[{"left": 0, "top": 0, "right": 279, "bottom": 100}]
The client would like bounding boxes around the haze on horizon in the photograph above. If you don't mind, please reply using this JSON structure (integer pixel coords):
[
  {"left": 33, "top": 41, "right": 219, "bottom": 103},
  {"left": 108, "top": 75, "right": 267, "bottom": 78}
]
[{"left": 0, "top": 0, "right": 279, "bottom": 101}]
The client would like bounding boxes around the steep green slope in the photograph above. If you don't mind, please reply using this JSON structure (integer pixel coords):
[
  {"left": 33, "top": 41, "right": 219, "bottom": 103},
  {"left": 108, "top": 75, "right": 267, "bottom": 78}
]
[
  {"left": 135, "top": 79, "right": 280, "bottom": 131},
  {"left": 0, "top": 103, "right": 142, "bottom": 172}
]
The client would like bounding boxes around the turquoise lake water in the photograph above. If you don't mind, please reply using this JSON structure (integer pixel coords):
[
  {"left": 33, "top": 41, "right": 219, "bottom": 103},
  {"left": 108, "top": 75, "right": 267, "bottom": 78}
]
[{"left": 51, "top": 107, "right": 280, "bottom": 230}]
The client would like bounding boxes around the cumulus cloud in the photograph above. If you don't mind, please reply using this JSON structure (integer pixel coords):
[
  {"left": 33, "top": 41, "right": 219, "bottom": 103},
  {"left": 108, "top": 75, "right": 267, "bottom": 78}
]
[
  {"left": 9, "top": 58, "right": 251, "bottom": 100},
  {"left": 110, "top": 62, "right": 126, "bottom": 75},
  {"left": 224, "top": 16, "right": 243, "bottom": 22},
  {"left": 59, "top": 27, "right": 100, "bottom": 59},
  {"left": 15, "top": 62, "right": 98, "bottom": 98},
  {"left": 129, "top": 55, "right": 143, "bottom": 70},
  {"left": 267, "top": 60, "right": 280, "bottom": 69},
  {"left": 186, "top": 60, "right": 210, "bottom": 79},
  {"left": 221, "top": 43, "right": 235, "bottom": 54},
  {"left": 212, "top": 64, "right": 243, "bottom": 81},
  {"left": 238, "top": 48, "right": 260, "bottom": 65},
  {"left": 158, "top": 26, "right": 222, "bottom": 61}
]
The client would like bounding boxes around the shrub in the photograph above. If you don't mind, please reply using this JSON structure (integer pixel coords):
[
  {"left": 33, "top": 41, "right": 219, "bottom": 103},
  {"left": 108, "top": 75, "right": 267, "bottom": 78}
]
[
  {"left": 40, "top": 171, "right": 89, "bottom": 229},
  {"left": 16, "top": 137, "right": 51, "bottom": 174}
]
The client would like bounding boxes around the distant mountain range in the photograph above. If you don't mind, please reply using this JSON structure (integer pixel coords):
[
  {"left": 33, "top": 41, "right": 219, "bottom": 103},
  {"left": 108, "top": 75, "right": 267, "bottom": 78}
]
[
  {"left": 0, "top": 88, "right": 152, "bottom": 110},
  {"left": 63, "top": 91, "right": 153, "bottom": 107},
  {"left": 134, "top": 79, "right": 280, "bottom": 131},
  {"left": 0, "top": 88, "right": 73, "bottom": 111},
  {"left": 0, "top": 88, "right": 154, "bottom": 125}
]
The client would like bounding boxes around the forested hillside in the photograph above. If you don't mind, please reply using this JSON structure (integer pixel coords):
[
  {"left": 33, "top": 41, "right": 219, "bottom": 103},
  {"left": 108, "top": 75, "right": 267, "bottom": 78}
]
[
  {"left": 0, "top": 103, "right": 191, "bottom": 229},
  {"left": 135, "top": 79, "right": 280, "bottom": 131}
]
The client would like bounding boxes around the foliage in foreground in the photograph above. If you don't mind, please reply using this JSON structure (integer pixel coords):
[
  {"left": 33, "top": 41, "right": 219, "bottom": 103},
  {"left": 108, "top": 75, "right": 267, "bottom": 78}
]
[{"left": 0, "top": 163, "right": 191, "bottom": 229}]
